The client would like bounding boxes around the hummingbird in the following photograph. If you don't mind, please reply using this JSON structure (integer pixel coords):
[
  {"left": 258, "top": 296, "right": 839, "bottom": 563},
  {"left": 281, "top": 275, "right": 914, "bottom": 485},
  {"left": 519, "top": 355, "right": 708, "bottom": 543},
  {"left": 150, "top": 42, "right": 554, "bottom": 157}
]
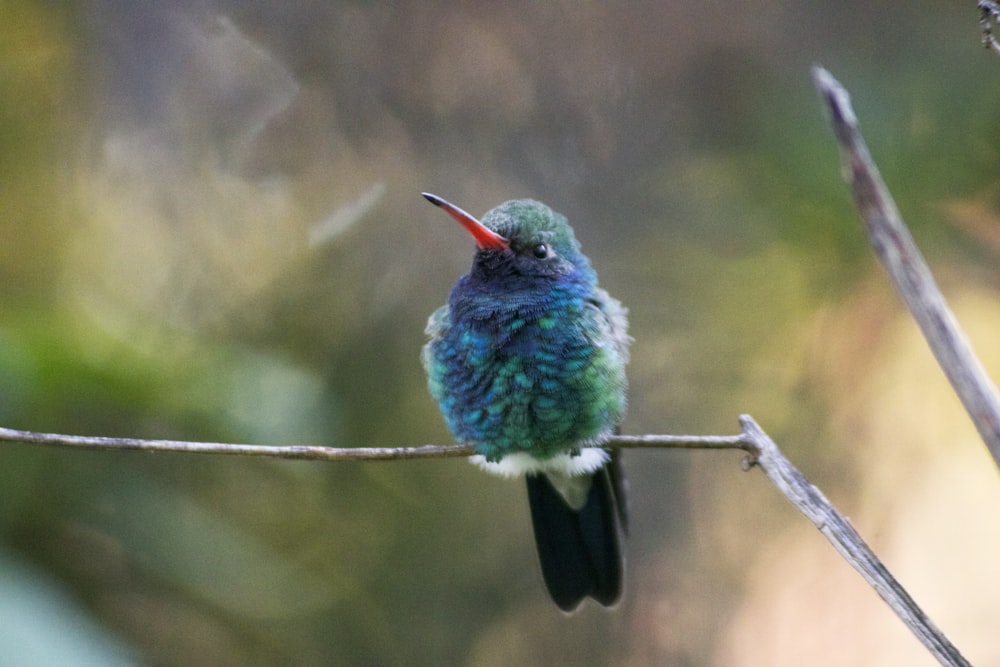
[{"left": 421, "top": 192, "right": 631, "bottom": 611}]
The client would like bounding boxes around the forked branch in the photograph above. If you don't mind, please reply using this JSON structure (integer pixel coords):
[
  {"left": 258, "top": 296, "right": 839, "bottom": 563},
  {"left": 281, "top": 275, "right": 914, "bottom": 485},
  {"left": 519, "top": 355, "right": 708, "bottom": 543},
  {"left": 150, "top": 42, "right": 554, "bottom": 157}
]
[{"left": 0, "top": 416, "right": 973, "bottom": 666}]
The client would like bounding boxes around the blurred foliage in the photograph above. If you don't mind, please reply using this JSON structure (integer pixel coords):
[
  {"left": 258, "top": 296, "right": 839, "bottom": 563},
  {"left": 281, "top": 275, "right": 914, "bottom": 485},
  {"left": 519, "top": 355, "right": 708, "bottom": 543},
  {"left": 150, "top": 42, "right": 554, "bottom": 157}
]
[{"left": 2, "top": 1, "right": 1000, "bottom": 665}]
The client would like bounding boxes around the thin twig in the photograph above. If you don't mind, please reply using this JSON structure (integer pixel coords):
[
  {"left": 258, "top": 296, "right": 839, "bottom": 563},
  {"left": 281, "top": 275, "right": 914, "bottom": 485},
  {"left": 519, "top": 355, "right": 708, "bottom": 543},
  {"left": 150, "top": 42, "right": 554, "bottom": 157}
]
[
  {"left": 0, "top": 425, "right": 747, "bottom": 460},
  {"left": 738, "top": 416, "right": 972, "bottom": 667},
  {"left": 0, "top": 426, "right": 475, "bottom": 460},
  {"left": 980, "top": 1, "right": 1000, "bottom": 55},
  {"left": 813, "top": 65, "right": 1000, "bottom": 471}
]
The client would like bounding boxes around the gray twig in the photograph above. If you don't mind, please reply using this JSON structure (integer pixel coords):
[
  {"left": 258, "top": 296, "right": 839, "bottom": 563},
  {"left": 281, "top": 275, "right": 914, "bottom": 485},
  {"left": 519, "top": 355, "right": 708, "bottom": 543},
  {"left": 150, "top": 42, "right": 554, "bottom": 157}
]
[
  {"left": 980, "top": 1, "right": 1000, "bottom": 55},
  {"left": 0, "top": 416, "right": 974, "bottom": 664},
  {"left": 813, "top": 65, "right": 1000, "bottom": 472},
  {"left": 0, "top": 425, "right": 476, "bottom": 461},
  {"left": 0, "top": 426, "right": 746, "bottom": 460},
  {"left": 738, "top": 416, "right": 971, "bottom": 667}
]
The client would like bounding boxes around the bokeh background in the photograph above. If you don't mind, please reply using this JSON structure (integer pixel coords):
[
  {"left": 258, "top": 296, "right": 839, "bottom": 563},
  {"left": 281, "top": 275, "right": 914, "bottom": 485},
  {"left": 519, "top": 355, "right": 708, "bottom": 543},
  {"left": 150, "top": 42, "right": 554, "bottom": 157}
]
[{"left": 2, "top": 1, "right": 1000, "bottom": 665}]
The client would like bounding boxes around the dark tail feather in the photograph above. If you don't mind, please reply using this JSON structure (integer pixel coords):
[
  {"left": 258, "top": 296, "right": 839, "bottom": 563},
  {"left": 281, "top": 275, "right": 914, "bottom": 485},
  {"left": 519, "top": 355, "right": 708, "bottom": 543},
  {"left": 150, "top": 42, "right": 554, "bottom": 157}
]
[
  {"left": 525, "top": 458, "right": 625, "bottom": 611},
  {"left": 607, "top": 448, "right": 629, "bottom": 536}
]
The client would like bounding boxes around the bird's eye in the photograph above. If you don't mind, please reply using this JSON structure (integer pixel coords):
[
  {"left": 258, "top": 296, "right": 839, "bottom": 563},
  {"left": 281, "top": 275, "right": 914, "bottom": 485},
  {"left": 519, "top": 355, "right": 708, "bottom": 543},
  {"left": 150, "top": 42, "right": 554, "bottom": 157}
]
[{"left": 532, "top": 244, "right": 549, "bottom": 259}]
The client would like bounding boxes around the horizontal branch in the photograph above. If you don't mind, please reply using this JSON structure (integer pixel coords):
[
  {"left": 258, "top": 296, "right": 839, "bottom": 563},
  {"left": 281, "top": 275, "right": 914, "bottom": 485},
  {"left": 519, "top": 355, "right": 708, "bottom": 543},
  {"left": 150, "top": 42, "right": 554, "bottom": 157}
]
[{"left": 0, "top": 425, "right": 749, "bottom": 461}]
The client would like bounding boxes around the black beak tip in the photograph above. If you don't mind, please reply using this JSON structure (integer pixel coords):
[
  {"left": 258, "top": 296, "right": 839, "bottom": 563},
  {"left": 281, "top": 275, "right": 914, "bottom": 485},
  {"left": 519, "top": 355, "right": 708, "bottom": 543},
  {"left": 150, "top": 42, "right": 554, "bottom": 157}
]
[{"left": 422, "top": 192, "right": 444, "bottom": 207}]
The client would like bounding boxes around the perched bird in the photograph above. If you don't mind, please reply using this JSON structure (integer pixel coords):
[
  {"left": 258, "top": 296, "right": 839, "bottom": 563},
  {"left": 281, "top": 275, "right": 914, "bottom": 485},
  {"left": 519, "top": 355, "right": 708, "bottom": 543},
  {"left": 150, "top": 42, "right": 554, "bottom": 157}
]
[{"left": 421, "top": 193, "right": 631, "bottom": 611}]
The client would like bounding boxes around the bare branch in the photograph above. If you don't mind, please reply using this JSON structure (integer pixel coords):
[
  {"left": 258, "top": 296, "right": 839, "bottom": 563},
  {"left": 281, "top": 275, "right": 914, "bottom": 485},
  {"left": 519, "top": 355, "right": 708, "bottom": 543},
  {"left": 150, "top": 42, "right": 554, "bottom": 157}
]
[
  {"left": 738, "top": 416, "right": 971, "bottom": 667},
  {"left": 0, "top": 426, "right": 475, "bottom": 461},
  {"left": 0, "top": 425, "right": 746, "bottom": 460},
  {"left": 0, "top": 415, "right": 967, "bottom": 662},
  {"left": 980, "top": 1, "right": 1000, "bottom": 55},
  {"left": 813, "top": 65, "right": 1000, "bottom": 471}
]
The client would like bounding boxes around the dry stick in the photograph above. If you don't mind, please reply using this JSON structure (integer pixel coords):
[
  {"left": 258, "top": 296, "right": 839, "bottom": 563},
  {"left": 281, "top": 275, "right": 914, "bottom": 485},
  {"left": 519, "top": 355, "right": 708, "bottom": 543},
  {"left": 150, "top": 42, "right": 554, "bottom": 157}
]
[
  {"left": 0, "top": 416, "right": 975, "bottom": 664},
  {"left": 739, "top": 416, "right": 971, "bottom": 667},
  {"left": 0, "top": 426, "right": 745, "bottom": 460},
  {"left": 813, "top": 65, "right": 1000, "bottom": 472},
  {"left": 0, "top": 417, "right": 968, "bottom": 662},
  {"left": 980, "top": 0, "right": 1000, "bottom": 55},
  {"left": 811, "top": 66, "right": 976, "bottom": 666}
]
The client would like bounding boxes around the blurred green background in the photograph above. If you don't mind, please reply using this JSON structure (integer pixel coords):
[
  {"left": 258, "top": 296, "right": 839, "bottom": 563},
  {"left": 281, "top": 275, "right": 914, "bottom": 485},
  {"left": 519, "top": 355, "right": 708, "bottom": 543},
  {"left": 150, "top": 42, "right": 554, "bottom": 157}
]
[{"left": 2, "top": 1, "right": 1000, "bottom": 665}]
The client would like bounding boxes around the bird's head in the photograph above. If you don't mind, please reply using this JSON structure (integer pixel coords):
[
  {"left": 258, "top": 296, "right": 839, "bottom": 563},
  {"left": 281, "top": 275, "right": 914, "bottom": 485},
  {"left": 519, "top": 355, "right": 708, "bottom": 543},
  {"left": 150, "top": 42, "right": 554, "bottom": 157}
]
[{"left": 423, "top": 193, "right": 592, "bottom": 285}]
